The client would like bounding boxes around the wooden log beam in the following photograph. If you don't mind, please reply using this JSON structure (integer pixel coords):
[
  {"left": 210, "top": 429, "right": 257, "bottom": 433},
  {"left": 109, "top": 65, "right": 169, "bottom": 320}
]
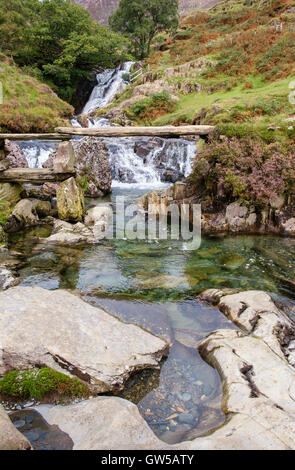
[
  {"left": 0, "top": 168, "right": 75, "bottom": 183},
  {"left": 55, "top": 125, "right": 215, "bottom": 137},
  {"left": 0, "top": 134, "right": 72, "bottom": 141}
]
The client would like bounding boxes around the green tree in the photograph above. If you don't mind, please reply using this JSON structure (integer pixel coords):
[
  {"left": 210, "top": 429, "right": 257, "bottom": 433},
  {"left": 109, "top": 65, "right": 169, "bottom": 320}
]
[
  {"left": 109, "top": 0, "right": 179, "bottom": 59},
  {"left": 0, "top": 0, "right": 130, "bottom": 102}
]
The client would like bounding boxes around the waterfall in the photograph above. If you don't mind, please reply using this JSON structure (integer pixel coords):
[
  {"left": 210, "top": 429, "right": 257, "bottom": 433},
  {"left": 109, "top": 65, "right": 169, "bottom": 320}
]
[
  {"left": 18, "top": 137, "right": 196, "bottom": 187},
  {"left": 18, "top": 62, "right": 196, "bottom": 186},
  {"left": 82, "top": 61, "right": 134, "bottom": 114},
  {"left": 105, "top": 137, "right": 196, "bottom": 187},
  {"left": 17, "top": 141, "right": 58, "bottom": 169}
]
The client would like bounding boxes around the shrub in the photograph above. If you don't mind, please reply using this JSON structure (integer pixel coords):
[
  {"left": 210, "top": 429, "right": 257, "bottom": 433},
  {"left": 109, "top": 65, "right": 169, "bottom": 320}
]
[
  {"left": 0, "top": 368, "right": 90, "bottom": 400},
  {"left": 129, "top": 91, "right": 177, "bottom": 123},
  {"left": 189, "top": 137, "right": 295, "bottom": 205}
]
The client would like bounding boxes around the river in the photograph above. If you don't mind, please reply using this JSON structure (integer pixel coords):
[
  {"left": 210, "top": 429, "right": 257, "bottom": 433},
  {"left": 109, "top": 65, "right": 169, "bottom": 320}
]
[{"left": 6, "top": 63, "right": 295, "bottom": 448}]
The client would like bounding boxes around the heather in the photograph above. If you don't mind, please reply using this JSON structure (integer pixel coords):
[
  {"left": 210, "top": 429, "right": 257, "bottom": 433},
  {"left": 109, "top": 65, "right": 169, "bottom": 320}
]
[
  {"left": 108, "top": 0, "right": 295, "bottom": 143},
  {"left": 188, "top": 137, "right": 295, "bottom": 205}
]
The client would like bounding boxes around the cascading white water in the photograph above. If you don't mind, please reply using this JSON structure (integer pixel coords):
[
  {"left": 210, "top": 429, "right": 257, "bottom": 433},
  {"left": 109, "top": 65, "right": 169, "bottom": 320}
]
[
  {"left": 82, "top": 61, "right": 134, "bottom": 114},
  {"left": 17, "top": 141, "right": 58, "bottom": 168},
  {"left": 105, "top": 137, "right": 196, "bottom": 187},
  {"left": 18, "top": 62, "right": 196, "bottom": 185}
]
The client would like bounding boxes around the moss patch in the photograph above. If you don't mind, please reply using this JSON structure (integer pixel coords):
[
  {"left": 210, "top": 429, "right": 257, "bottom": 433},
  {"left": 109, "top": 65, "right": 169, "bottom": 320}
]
[{"left": 0, "top": 368, "right": 90, "bottom": 400}]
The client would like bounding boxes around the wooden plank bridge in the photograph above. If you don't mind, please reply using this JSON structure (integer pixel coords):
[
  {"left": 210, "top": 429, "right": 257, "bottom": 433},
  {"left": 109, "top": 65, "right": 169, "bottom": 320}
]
[
  {"left": 0, "top": 125, "right": 215, "bottom": 142},
  {"left": 0, "top": 125, "right": 215, "bottom": 183}
]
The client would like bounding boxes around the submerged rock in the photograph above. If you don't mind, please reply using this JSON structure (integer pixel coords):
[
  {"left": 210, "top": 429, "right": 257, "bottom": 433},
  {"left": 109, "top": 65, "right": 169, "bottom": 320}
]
[
  {"left": 0, "top": 286, "right": 168, "bottom": 393},
  {"left": 56, "top": 177, "right": 84, "bottom": 223},
  {"left": 0, "top": 405, "right": 31, "bottom": 450}
]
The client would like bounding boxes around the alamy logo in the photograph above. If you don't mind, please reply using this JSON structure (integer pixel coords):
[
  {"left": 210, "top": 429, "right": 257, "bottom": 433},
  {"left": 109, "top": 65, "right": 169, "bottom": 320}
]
[{"left": 94, "top": 197, "right": 202, "bottom": 251}]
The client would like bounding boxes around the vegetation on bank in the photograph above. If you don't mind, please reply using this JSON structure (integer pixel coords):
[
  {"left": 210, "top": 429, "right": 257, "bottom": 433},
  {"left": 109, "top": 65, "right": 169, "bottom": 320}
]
[
  {"left": 106, "top": 0, "right": 295, "bottom": 145},
  {"left": 128, "top": 91, "right": 178, "bottom": 122},
  {"left": 188, "top": 136, "right": 295, "bottom": 205},
  {"left": 0, "top": 56, "right": 74, "bottom": 133},
  {"left": 0, "top": 0, "right": 130, "bottom": 103},
  {"left": 0, "top": 368, "right": 89, "bottom": 400}
]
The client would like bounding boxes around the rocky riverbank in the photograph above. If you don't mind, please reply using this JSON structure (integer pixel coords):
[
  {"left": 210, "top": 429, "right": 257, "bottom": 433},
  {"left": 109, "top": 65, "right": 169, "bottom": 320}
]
[{"left": 2, "top": 288, "right": 295, "bottom": 450}]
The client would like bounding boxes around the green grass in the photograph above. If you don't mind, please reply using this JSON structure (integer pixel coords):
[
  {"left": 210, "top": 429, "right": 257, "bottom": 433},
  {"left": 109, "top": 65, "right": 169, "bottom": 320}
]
[
  {"left": 148, "top": 77, "right": 295, "bottom": 142},
  {"left": 0, "top": 56, "right": 74, "bottom": 133},
  {"left": 0, "top": 368, "right": 90, "bottom": 400}
]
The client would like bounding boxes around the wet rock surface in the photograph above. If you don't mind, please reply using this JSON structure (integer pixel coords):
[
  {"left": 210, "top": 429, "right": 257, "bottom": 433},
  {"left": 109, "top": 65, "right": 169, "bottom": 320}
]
[
  {"left": 5, "top": 198, "right": 52, "bottom": 233},
  {"left": 0, "top": 286, "right": 168, "bottom": 393},
  {"left": 73, "top": 137, "right": 112, "bottom": 198}
]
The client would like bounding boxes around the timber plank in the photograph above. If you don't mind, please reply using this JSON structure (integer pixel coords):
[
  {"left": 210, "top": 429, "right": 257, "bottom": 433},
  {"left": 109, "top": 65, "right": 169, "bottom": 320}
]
[
  {"left": 55, "top": 125, "right": 215, "bottom": 137},
  {"left": 0, "top": 168, "right": 75, "bottom": 183}
]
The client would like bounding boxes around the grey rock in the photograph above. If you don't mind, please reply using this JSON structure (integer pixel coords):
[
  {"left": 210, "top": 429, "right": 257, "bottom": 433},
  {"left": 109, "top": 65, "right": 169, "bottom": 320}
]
[
  {"left": 4, "top": 140, "right": 28, "bottom": 168},
  {"left": 73, "top": 137, "right": 112, "bottom": 198},
  {"left": 0, "top": 286, "right": 168, "bottom": 393},
  {"left": 0, "top": 405, "right": 31, "bottom": 450}
]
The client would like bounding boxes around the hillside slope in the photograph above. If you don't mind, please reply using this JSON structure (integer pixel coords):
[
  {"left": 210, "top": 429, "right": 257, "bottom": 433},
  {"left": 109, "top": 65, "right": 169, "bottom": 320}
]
[
  {"left": 0, "top": 56, "right": 73, "bottom": 133},
  {"left": 100, "top": 0, "right": 295, "bottom": 145},
  {"left": 74, "top": 0, "right": 220, "bottom": 24}
]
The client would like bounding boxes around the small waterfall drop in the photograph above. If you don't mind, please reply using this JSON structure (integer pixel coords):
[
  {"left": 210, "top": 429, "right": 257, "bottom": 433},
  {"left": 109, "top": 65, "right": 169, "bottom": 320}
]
[
  {"left": 105, "top": 137, "right": 195, "bottom": 187},
  {"left": 82, "top": 62, "right": 134, "bottom": 114},
  {"left": 17, "top": 141, "right": 58, "bottom": 169},
  {"left": 19, "top": 62, "right": 196, "bottom": 186}
]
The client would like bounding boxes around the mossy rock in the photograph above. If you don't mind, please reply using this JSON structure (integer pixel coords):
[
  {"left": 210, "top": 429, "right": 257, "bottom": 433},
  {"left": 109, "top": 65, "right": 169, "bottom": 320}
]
[
  {"left": 0, "top": 183, "right": 22, "bottom": 206},
  {"left": 0, "top": 368, "right": 90, "bottom": 400},
  {"left": 57, "top": 177, "right": 85, "bottom": 222}
]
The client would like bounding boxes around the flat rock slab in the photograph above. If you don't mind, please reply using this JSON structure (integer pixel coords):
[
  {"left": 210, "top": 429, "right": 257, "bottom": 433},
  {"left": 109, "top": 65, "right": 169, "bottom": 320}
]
[
  {"left": 0, "top": 405, "right": 31, "bottom": 450},
  {"left": 0, "top": 287, "right": 168, "bottom": 392},
  {"left": 36, "top": 290, "right": 295, "bottom": 450},
  {"left": 36, "top": 397, "right": 179, "bottom": 450}
]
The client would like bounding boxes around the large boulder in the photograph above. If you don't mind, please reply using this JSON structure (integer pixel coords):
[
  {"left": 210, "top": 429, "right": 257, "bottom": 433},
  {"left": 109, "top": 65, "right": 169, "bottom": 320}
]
[
  {"left": 0, "top": 287, "right": 168, "bottom": 393},
  {"left": 41, "top": 219, "right": 95, "bottom": 245},
  {"left": 73, "top": 137, "right": 112, "bottom": 197},
  {"left": 40, "top": 205, "right": 113, "bottom": 246},
  {"left": 4, "top": 140, "right": 28, "bottom": 168},
  {"left": 4, "top": 199, "right": 52, "bottom": 233},
  {"left": 0, "top": 405, "right": 31, "bottom": 450},
  {"left": 56, "top": 177, "right": 84, "bottom": 222},
  {"left": 0, "top": 182, "right": 22, "bottom": 206}
]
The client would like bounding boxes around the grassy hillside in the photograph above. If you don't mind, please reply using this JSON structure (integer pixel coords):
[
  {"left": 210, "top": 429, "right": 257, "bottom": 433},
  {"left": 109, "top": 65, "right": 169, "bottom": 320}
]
[
  {"left": 0, "top": 56, "right": 73, "bottom": 133},
  {"left": 110, "top": 0, "right": 295, "bottom": 144}
]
